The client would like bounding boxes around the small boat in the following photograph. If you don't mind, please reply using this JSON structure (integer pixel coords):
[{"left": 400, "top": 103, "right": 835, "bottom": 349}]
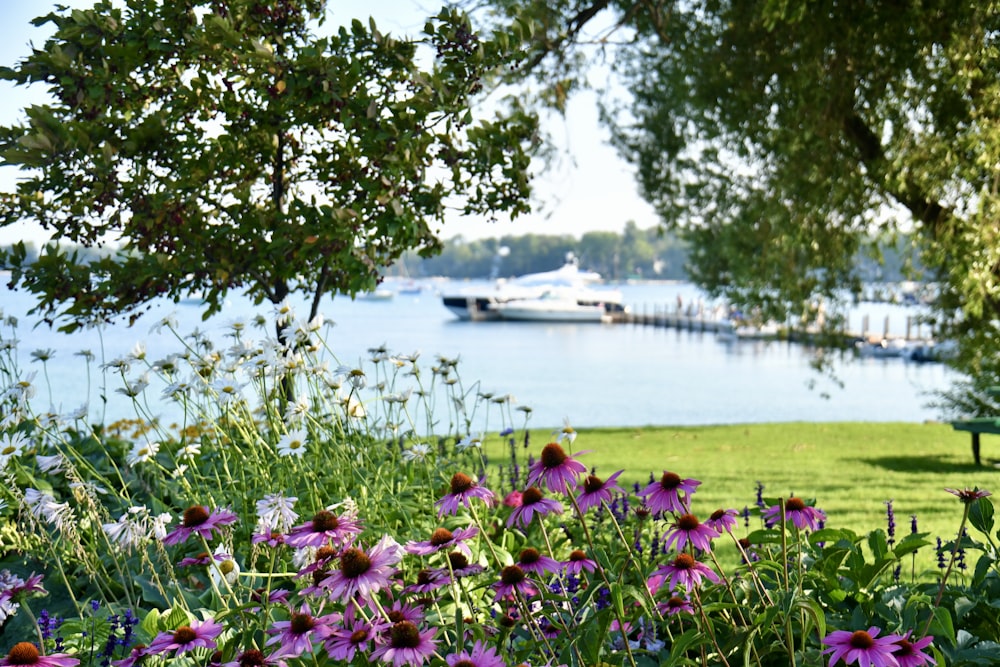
[
  {"left": 491, "top": 290, "right": 614, "bottom": 323},
  {"left": 357, "top": 289, "right": 395, "bottom": 302}
]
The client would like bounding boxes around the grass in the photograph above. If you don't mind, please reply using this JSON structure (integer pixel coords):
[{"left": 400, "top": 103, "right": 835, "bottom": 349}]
[{"left": 486, "top": 421, "right": 998, "bottom": 577}]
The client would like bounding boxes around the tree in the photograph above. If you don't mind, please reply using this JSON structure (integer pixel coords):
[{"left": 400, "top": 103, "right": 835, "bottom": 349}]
[
  {"left": 482, "top": 1, "right": 1000, "bottom": 411},
  {"left": 0, "top": 0, "right": 538, "bottom": 338}
]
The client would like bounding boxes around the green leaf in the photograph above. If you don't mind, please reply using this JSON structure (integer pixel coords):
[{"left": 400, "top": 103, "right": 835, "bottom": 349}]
[
  {"left": 969, "top": 496, "right": 995, "bottom": 535},
  {"left": 139, "top": 608, "right": 161, "bottom": 637}
]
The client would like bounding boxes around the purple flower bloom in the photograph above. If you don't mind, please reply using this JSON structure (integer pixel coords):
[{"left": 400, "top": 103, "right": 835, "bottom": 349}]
[
  {"left": 944, "top": 487, "right": 992, "bottom": 504},
  {"left": 663, "top": 513, "right": 720, "bottom": 553},
  {"left": 526, "top": 442, "right": 588, "bottom": 493},
  {"left": 147, "top": 618, "right": 224, "bottom": 656},
  {"left": 162, "top": 506, "right": 237, "bottom": 546},
  {"left": 369, "top": 621, "right": 437, "bottom": 667},
  {"left": 435, "top": 473, "right": 496, "bottom": 518},
  {"left": 445, "top": 640, "right": 505, "bottom": 667},
  {"left": 516, "top": 547, "right": 561, "bottom": 575},
  {"left": 704, "top": 508, "right": 739, "bottom": 534},
  {"left": 0, "top": 571, "right": 45, "bottom": 606},
  {"left": 266, "top": 605, "right": 337, "bottom": 658},
  {"left": 443, "top": 551, "right": 485, "bottom": 578},
  {"left": 563, "top": 549, "right": 597, "bottom": 575},
  {"left": 893, "top": 632, "right": 936, "bottom": 667},
  {"left": 321, "top": 535, "right": 403, "bottom": 602},
  {"left": 285, "top": 509, "right": 362, "bottom": 549},
  {"left": 324, "top": 606, "right": 373, "bottom": 662},
  {"left": 177, "top": 552, "right": 229, "bottom": 568},
  {"left": 506, "top": 487, "right": 563, "bottom": 528},
  {"left": 649, "top": 554, "right": 720, "bottom": 593},
  {"left": 575, "top": 470, "right": 625, "bottom": 513},
  {"left": 403, "top": 568, "right": 451, "bottom": 594},
  {"left": 822, "top": 626, "right": 903, "bottom": 667},
  {"left": 1, "top": 644, "right": 79, "bottom": 667},
  {"left": 763, "top": 497, "right": 826, "bottom": 531},
  {"left": 638, "top": 472, "right": 700, "bottom": 514},
  {"left": 220, "top": 649, "right": 286, "bottom": 667},
  {"left": 405, "top": 526, "right": 479, "bottom": 557},
  {"left": 658, "top": 595, "right": 694, "bottom": 617},
  {"left": 493, "top": 564, "right": 539, "bottom": 600}
]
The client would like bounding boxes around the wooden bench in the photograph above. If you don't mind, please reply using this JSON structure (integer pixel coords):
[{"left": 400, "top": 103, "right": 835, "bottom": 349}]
[{"left": 951, "top": 418, "right": 1000, "bottom": 466}]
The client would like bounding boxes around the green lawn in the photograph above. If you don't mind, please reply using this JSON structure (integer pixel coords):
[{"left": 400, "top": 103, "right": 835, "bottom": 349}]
[{"left": 485, "top": 421, "right": 998, "bottom": 576}]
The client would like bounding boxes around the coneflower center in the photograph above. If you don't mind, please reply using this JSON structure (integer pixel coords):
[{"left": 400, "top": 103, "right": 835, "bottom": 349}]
[
  {"left": 238, "top": 649, "right": 265, "bottom": 667},
  {"left": 583, "top": 475, "right": 604, "bottom": 494},
  {"left": 350, "top": 629, "right": 368, "bottom": 643},
  {"left": 290, "top": 613, "right": 316, "bottom": 634},
  {"left": 389, "top": 621, "right": 421, "bottom": 648},
  {"left": 430, "top": 528, "right": 454, "bottom": 546},
  {"left": 849, "top": 630, "right": 875, "bottom": 649},
  {"left": 540, "top": 443, "right": 567, "bottom": 468},
  {"left": 340, "top": 547, "right": 372, "bottom": 578},
  {"left": 500, "top": 564, "right": 526, "bottom": 584},
  {"left": 521, "top": 487, "right": 543, "bottom": 505},
  {"left": 315, "top": 546, "right": 337, "bottom": 561},
  {"left": 173, "top": 626, "right": 197, "bottom": 643},
  {"left": 569, "top": 549, "right": 587, "bottom": 562},
  {"left": 415, "top": 569, "right": 433, "bottom": 585},
  {"left": 676, "top": 514, "right": 700, "bottom": 530},
  {"left": 518, "top": 548, "right": 541, "bottom": 564},
  {"left": 448, "top": 552, "right": 469, "bottom": 569},
  {"left": 710, "top": 509, "right": 727, "bottom": 521},
  {"left": 182, "top": 506, "right": 210, "bottom": 527},
  {"left": 673, "top": 553, "right": 695, "bottom": 570},
  {"left": 6, "top": 643, "right": 40, "bottom": 665},
  {"left": 895, "top": 639, "right": 914, "bottom": 655},
  {"left": 666, "top": 596, "right": 687, "bottom": 610},
  {"left": 388, "top": 610, "right": 406, "bottom": 623},
  {"left": 450, "top": 473, "right": 474, "bottom": 494},
  {"left": 786, "top": 498, "right": 806, "bottom": 511},
  {"left": 311, "top": 510, "right": 339, "bottom": 532},
  {"left": 453, "top": 661, "right": 476, "bottom": 667},
  {"left": 660, "top": 471, "right": 681, "bottom": 490}
]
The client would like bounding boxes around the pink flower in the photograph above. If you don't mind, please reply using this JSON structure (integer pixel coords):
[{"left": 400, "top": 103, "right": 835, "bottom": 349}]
[
  {"left": 822, "top": 626, "right": 903, "bottom": 667},
  {"left": 445, "top": 640, "right": 505, "bottom": 667},
  {"left": 563, "top": 549, "right": 597, "bottom": 575},
  {"left": 321, "top": 534, "right": 403, "bottom": 602},
  {"left": 162, "top": 506, "right": 237, "bottom": 546},
  {"left": 503, "top": 491, "right": 523, "bottom": 507},
  {"left": 663, "top": 513, "right": 720, "bottom": 553},
  {"left": 704, "top": 508, "right": 739, "bottom": 534},
  {"left": 403, "top": 567, "right": 451, "bottom": 594},
  {"left": 1, "top": 644, "right": 78, "bottom": 667},
  {"left": 763, "top": 497, "right": 826, "bottom": 531},
  {"left": 638, "top": 472, "right": 700, "bottom": 514},
  {"left": 323, "top": 606, "right": 373, "bottom": 662},
  {"left": 658, "top": 595, "right": 694, "bottom": 617},
  {"left": 944, "top": 487, "right": 991, "bottom": 504},
  {"left": 893, "top": 632, "right": 936, "bottom": 667},
  {"left": 506, "top": 487, "right": 563, "bottom": 528},
  {"left": 405, "top": 526, "right": 479, "bottom": 557},
  {"left": 575, "top": 470, "right": 625, "bottom": 513},
  {"left": 526, "top": 442, "right": 588, "bottom": 493},
  {"left": 649, "top": 553, "right": 720, "bottom": 592},
  {"left": 435, "top": 473, "right": 496, "bottom": 518},
  {"left": 0, "top": 571, "right": 45, "bottom": 606},
  {"left": 220, "top": 649, "right": 286, "bottom": 667},
  {"left": 285, "top": 509, "right": 362, "bottom": 549},
  {"left": 147, "top": 618, "right": 224, "bottom": 656},
  {"left": 492, "top": 564, "right": 539, "bottom": 601},
  {"left": 369, "top": 621, "right": 437, "bottom": 667},
  {"left": 266, "top": 605, "right": 337, "bottom": 658},
  {"left": 516, "top": 547, "right": 561, "bottom": 575}
]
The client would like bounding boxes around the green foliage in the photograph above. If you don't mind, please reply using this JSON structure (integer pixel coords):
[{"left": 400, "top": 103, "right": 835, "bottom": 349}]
[{"left": 0, "top": 0, "right": 538, "bottom": 332}]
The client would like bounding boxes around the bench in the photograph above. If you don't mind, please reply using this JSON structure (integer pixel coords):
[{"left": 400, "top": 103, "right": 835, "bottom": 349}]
[{"left": 951, "top": 418, "right": 1000, "bottom": 466}]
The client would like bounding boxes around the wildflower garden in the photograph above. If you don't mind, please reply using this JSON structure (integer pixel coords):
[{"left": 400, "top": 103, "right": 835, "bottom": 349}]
[{"left": 1, "top": 307, "right": 999, "bottom": 667}]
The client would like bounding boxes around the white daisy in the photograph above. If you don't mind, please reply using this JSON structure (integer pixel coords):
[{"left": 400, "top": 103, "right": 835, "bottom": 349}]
[
  {"left": 0, "top": 431, "right": 28, "bottom": 470},
  {"left": 277, "top": 430, "right": 308, "bottom": 457},
  {"left": 127, "top": 441, "right": 160, "bottom": 466},
  {"left": 401, "top": 443, "right": 430, "bottom": 462}
]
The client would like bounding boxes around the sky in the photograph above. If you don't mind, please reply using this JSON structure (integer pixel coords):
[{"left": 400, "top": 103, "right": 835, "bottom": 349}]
[{"left": 0, "top": 0, "right": 660, "bottom": 247}]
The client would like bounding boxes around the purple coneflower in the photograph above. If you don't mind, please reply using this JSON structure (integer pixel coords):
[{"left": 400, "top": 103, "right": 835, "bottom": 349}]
[
  {"left": 296, "top": 546, "right": 339, "bottom": 579},
  {"left": 285, "top": 509, "right": 362, "bottom": 549},
  {"left": 516, "top": 547, "right": 561, "bottom": 575},
  {"left": 266, "top": 606, "right": 336, "bottom": 658},
  {"left": 564, "top": 549, "right": 597, "bottom": 575},
  {"left": 321, "top": 534, "right": 403, "bottom": 602},
  {"left": 445, "top": 640, "right": 505, "bottom": 667},
  {"left": 1, "top": 644, "right": 78, "bottom": 667},
  {"left": 575, "top": 470, "right": 625, "bottom": 513},
  {"left": 663, "top": 513, "right": 720, "bottom": 553},
  {"left": 944, "top": 487, "right": 992, "bottom": 504},
  {"left": 221, "top": 648, "right": 286, "bottom": 667},
  {"left": 658, "top": 595, "right": 694, "bottom": 617},
  {"left": 638, "top": 472, "right": 700, "bottom": 515},
  {"left": 0, "top": 572, "right": 45, "bottom": 606},
  {"left": 405, "top": 526, "right": 478, "bottom": 557},
  {"left": 404, "top": 568, "right": 451, "bottom": 594},
  {"left": 177, "top": 551, "right": 229, "bottom": 568},
  {"left": 369, "top": 621, "right": 437, "bottom": 667},
  {"left": 252, "top": 531, "right": 286, "bottom": 548},
  {"left": 435, "top": 473, "right": 496, "bottom": 517},
  {"left": 445, "top": 551, "right": 485, "bottom": 578},
  {"left": 162, "top": 506, "right": 237, "bottom": 546},
  {"left": 506, "top": 487, "right": 563, "bottom": 529},
  {"left": 526, "top": 442, "right": 588, "bottom": 493},
  {"left": 893, "top": 632, "right": 936, "bottom": 667},
  {"left": 822, "top": 627, "right": 903, "bottom": 667},
  {"left": 763, "top": 497, "right": 826, "bottom": 531},
  {"left": 146, "top": 618, "right": 224, "bottom": 656},
  {"left": 324, "top": 606, "right": 373, "bottom": 662},
  {"left": 378, "top": 599, "right": 426, "bottom": 631},
  {"left": 704, "top": 508, "right": 739, "bottom": 534},
  {"left": 650, "top": 553, "right": 720, "bottom": 592},
  {"left": 492, "top": 564, "right": 539, "bottom": 600}
]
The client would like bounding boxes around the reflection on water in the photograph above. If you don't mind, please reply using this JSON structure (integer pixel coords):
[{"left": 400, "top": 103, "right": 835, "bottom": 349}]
[{"left": 2, "top": 281, "right": 957, "bottom": 429}]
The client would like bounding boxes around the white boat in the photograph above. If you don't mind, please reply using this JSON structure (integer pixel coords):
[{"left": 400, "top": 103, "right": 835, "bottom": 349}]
[
  {"left": 357, "top": 288, "right": 395, "bottom": 302},
  {"left": 491, "top": 290, "right": 614, "bottom": 322},
  {"left": 441, "top": 261, "right": 624, "bottom": 321}
]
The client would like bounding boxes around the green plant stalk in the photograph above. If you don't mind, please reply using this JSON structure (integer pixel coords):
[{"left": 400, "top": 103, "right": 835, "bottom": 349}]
[{"left": 923, "top": 501, "right": 971, "bottom": 637}]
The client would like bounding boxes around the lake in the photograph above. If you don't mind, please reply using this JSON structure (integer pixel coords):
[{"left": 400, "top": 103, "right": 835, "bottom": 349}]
[{"left": 1, "top": 279, "right": 957, "bottom": 429}]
